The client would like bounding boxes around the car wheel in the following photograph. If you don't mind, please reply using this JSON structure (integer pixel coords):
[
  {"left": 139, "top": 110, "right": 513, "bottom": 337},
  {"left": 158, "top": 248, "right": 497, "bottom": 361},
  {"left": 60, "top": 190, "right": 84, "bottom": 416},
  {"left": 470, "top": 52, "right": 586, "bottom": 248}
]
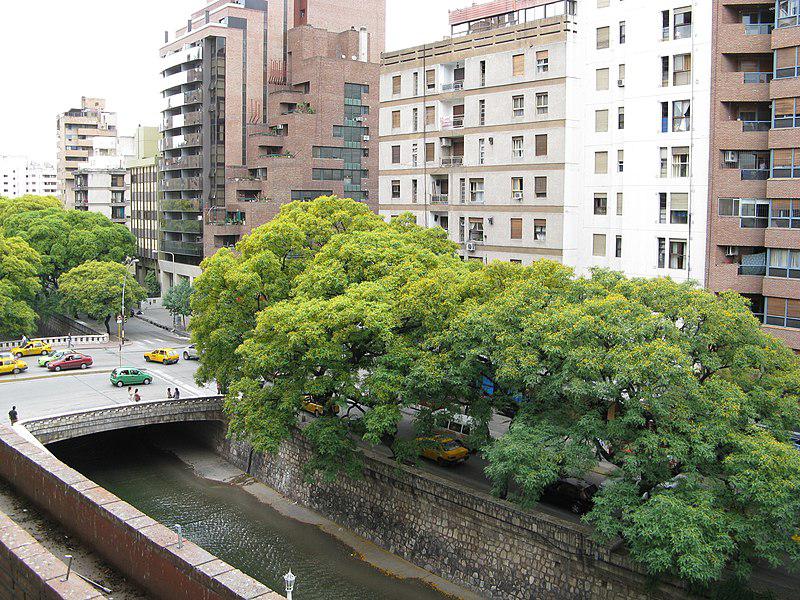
[
  {"left": 183, "top": 352, "right": 189, "bottom": 360},
  {"left": 116, "top": 381, "right": 124, "bottom": 388},
  {"left": 144, "top": 356, "right": 150, "bottom": 362},
  {"left": 54, "top": 366, "right": 61, "bottom": 372},
  {"left": 80, "top": 363, "right": 88, "bottom": 369},
  {"left": 41, "top": 350, "right": 49, "bottom": 356},
  {"left": 12, "top": 368, "right": 20, "bottom": 375},
  {"left": 143, "top": 378, "right": 152, "bottom": 385},
  {"left": 14, "top": 353, "right": 22, "bottom": 359}
]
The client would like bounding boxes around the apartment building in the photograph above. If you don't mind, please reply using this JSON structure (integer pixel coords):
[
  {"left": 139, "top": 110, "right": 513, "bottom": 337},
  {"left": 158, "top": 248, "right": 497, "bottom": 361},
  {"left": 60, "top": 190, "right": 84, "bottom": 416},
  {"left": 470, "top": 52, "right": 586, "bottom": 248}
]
[
  {"left": 706, "top": 0, "right": 800, "bottom": 351},
  {"left": 158, "top": 0, "right": 384, "bottom": 287},
  {"left": 127, "top": 127, "right": 161, "bottom": 278},
  {"left": 378, "top": 0, "right": 711, "bottom": 279},
  {"left": 73, "top": 134, "right": 136, "bottom": 224},
  {"left": 380, "top": 1, "right": 580, "bottom": 265},
  {"left": 56, "top": 97, "right": 120, "bottom": 206},
  {"left": 0, "top": 156, "right": 57, "bottom": 197}
]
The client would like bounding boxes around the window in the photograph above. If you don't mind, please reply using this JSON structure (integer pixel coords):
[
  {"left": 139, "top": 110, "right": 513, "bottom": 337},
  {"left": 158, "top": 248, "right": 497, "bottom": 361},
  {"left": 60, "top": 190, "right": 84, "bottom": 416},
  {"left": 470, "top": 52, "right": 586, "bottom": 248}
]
[
  {"left": 478, "top": 138, "right": 485, "bottom": 165},
  {"left": 478, "top": 99, "right": 486, "bottom": 125},
  {"left": 469, "top": 178, "right": 484, "bottom": 203},
  {"left": 392, "top": 75, "right": 401, "bottom": 96},
  {"left": 595, "top": 151, "right": 608, "bottom": 174},
  {"left": 740, "top": 198, "right": 770, "bottom": 227},
  {"left": 672, "top": 147, "right": 690, "bottom": 177},
  {"left": 669, "top": 239, "right": 687, "bottom": 269},
  {"left": 510, "top": 218, "right": 523, "bottom": 239},
  {"left": 661, "top": 102, "right": 670, "bottom": 133},
  {"left": 411, "top": 179, "right": 418, "bottom": 202},
  {"left": 778, "top": 0, "right": 800, "bottom": 28},
  {"left": 413, "top": 71, "right": 419, "bottom": 95},
  {"left": 425, "top": 105, "right": 435, "bottom": 126},
  {"left": 670, "top": 193, "right": 689, "bottom": 224},
  {"left": 672, "top": 100, "right": 691, "bottom": 132},
  {"left": 618, "top": 64, "right": 626, "bottom": 86},
  {"left": 674, "top": 7, "right": 692, "bottom": 39},
  {"left": 480, "top": 60, "right": 487, "bottom": 86},
  {"left": 673, "top": 54, "right": 691, "bottom": 86},
  {"left": 618, "top": 107, "right": 625, "bottom": 129},
  {"left": 512, "top": 54, "right": 525, "bottom": 77},
  {"left": 770, "top": 198, "right": 800, "bottom": 228},
  {"left": 536, "top": 92, "right": 549, "bottom": 115},
  {"left": 595, "top": 109, "right": 609, "bottom": 132},
  {"left": 425, "top": 69, "right": 436, "bottom": 90},
  {"left": 425, "top": 142, "right": 435, "bottom": 162},
  {"left": 619, "top": 21, "right": 626, "bottom": 44},
  {"left": 391, "top": 145, "right": 400, "bottom": 164},
  {"left": 617, "top": 149, "right": 624, "bottom": 172},
  {"left": 659, "top": 193, "right": 668, "bottom": 223},
  {"left": 392, "top": 110, "right": 400, "bottom": 129},
  {"left": 536, "top": 51, "right": 549, "bottom": 74},
  {"left": 459, "top": 216, "right": 465, "bottom": 242},
  {"left": 535, "top": 134, "right": 547, "bottom": 156},
  {"left": 512, "top": 95, "right": 525, "bottom": 117},
  {"left": 512, "top": 136, "right": 524, "bottom": 158},
  {"left": 412, "top": 108, "right": 419, "bottom": 132},
  {"left": 772, "top": 148, "right": 800, "bottom": 178},
  {"left": 718, "top": 197, "right": 739, "bottom": 217},
  {"left": 593, "top": 234, "right": 606, "bottom": 256},
  {"left": 512, "top": 177, "right": 524, "bottom": 200},
  {"left": 459, "top": 178, "right": 466, "bottom": 203},
  {"left": 535, "top": 176, "right": 547, "bottom": 198},
  {"left": 594, "top": 193, "right": 608, "bottom": 215},
  {"left": 615, "top": 235, "right": 622, "bottom": 258},
  {"left": 596, "top": 68, "right": 610, "bottom": 90},
  {"left": 616, "top": 192, "right": 623, "bottom": 215},
  {"left": 534, "top": 219, "right": 546, "bottom": 241},
  {"left": 662, "top": 56, "right": 670, "bottom": 87},
  {"left": 658, "top": 237, "right": 666, "bottom": 268},
  {"left": 411, "top": 143, "right": 418, "bottom": 167},
  {"left": 597, "top": 26, "right": 610, "bottom": 49},
  {"left": 776, "top": 46, "right": 800, "bottom": 79},
  {"left": 766, "top": 297, "right": 800, "bottom": 329},
  {"left": 768, "top": 249, "right": 800, "bottom": 278},
  {"left": 468, "top": 217, "right": 484, "bottom": 241},
  {"left": 391, "top": 180, "right": 400, "bottom": 199},
  {"left": 774, "top": 97, "right": 800, "bottom": 128}
]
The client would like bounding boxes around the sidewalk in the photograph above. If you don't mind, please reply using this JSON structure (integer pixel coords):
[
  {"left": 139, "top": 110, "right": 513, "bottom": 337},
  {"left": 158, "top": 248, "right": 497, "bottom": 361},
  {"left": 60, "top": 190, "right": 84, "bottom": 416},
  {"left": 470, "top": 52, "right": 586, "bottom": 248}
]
[{"left": 135, "top": 306, "right": 190, "bottom": 339}]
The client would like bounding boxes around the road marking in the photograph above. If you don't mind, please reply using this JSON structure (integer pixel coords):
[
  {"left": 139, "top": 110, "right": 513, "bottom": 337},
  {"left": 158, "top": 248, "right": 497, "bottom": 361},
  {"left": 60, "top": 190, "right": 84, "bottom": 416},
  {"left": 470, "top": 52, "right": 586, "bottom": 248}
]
[{"left": 0, "top": 369, "right": 114, "bottom": 384}]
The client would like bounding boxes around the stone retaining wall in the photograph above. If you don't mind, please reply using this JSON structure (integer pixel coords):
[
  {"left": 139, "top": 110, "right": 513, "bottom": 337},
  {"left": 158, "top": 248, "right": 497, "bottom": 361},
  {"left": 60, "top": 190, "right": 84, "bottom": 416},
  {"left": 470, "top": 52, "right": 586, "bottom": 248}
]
[
  {"left": 0, "top": 425, "right": 283, "bottom": 600},
  {"left": 0, "top": 509, "right": 104, "bottom": 599},
  {"left": 209, "top": 426, "right": 690, "bottom": 600}
]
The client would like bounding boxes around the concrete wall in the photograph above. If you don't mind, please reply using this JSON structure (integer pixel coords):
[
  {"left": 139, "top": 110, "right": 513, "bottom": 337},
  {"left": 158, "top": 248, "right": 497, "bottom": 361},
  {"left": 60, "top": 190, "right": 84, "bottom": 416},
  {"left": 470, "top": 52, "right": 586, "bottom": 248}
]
[
  {"left": 209, "top": 426, "right": 692, "bottom": 600},
  {"left": 0, "top": 425, "right": 283, "bottom": 600}
]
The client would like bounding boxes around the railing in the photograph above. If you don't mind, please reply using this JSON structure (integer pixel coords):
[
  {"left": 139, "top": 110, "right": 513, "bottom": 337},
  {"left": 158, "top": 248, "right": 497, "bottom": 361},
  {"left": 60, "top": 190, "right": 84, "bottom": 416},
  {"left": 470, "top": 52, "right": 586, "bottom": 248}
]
[
  {"left": 742, "top": 72, "right": 773, "bottom": 84},
  {"left": 441, "top": 80, "right": 464, "bottom": 92},
  {"left": 161, "top": 240, "right": 203, "bottom": 256},
  {"left": 430, "top": 195, "right": 449, "bottom": 204},
  {"left": 440, "top": 157, "right": 463, "bottom": 167},
  {"left": 0, "top": 334, "right": 109, "bottom": 352},
  {"left": 744, "top": 23, "right": 773, "bottom": 35},
  {"left": 160, "top": 218, "right": 202, "bottom": 234},
  {"left": 739, "top": 264, "right": 767, "bottom": 276},
  {"left": 741, "top": 169, "right": 770, "bottom": 180},
  {"left": 441, "top": 116, "right": 464, "bottom": 130},
  {"left": 741, "top": 120, "right": 771, "bottom": 132},
  {"left": 161, "top": 199, "right": 201, "bottom": 212}
]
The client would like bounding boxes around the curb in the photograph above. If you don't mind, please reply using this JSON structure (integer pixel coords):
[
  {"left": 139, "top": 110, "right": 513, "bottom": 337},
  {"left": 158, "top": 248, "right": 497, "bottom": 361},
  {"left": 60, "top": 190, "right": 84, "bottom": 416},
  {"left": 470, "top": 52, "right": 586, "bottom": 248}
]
[{"left": 134, "top": 315, "right": 190, "bottom": 339}]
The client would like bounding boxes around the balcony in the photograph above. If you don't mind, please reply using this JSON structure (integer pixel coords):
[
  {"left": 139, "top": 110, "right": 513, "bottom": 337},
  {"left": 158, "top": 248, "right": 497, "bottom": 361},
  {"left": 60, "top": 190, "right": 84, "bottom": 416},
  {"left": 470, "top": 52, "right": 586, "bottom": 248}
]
[
  {"left": 439, "top": 156, "right": 463, "bottom": 167},
  {"left": 161, "top": 67, "right": 203, "bottom": 92},
  {"left": 160, "top": 155, "right": 201, "bottom": 171},
  {"left": 430, "top": 195, "right": 449, "bottom": 205},
  {"left": 161, "top": 239, "right": 203, "bottom": 257},
  {"left": 161, "top": 45, "right": 202, "bottom": 71},
  {"left": 159, "top": 132, "right": 202, "bottom": 151},
  {"left": 709, "top": 262, "right": 765, "bottom": 295},
  {"left": 161, "top": 199, "right": 201, "bottom": 212},
  {"left": 741, "top": 168, "right": 770, "bottom": 180},
  {"left": 441, "top": 116, "right": 464, "bottom": 130},
  {"left": 441, "top": 80, "right": 464, "bottom": 92},
  {"left": 718, "top": 23, "right": 772, "bottom": 53},
  {"left": 160, "top": 218, "right": 203, "bottom": 234},
  {"left": 160, "top": 177, "right": 201, "bottom": 191},
  {"left": 161, "top": 110, "right": 202, "bottom": 131},
  {"left": 717, "top": 72, "right": 771, "bottom": 102},
  {"left": 160, "top": 89, "right": 203, "bottom": 111},
  {"left": 715, "top": 120, "right": 769, "bottom": 149}
]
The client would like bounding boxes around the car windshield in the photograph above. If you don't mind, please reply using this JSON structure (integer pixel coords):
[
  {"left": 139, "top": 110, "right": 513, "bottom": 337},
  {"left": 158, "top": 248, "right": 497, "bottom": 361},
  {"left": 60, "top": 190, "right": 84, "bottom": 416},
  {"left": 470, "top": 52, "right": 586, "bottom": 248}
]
[{"left": 442, "top": 440, "right": 463, "bottom": 451}]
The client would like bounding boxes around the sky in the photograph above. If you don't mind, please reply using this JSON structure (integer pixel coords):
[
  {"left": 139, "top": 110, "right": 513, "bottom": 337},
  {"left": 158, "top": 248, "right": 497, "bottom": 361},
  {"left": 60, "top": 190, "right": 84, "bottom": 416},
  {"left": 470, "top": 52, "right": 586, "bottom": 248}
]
[{"left": 0, "top": 0, "right": 474, "bottom": 163}]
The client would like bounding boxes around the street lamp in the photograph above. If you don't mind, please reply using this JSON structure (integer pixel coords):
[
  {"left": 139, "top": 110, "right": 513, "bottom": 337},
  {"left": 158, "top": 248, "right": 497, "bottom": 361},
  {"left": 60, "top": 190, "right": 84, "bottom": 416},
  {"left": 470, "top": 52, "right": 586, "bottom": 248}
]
[
  {"left": 119, "top": 257, "right": 139, "bottom": 367},
  {"left": 283, "top": 570, "right": 296, "bottom": 600},
  {"left": 161, "top": 250, "right": 177, "bottom": 291}
]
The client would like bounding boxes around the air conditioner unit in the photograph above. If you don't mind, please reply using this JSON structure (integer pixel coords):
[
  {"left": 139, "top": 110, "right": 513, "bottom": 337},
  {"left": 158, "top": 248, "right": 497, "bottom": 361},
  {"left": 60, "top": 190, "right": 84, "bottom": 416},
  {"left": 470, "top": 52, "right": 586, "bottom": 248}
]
[
  {"left": 724, "top": 246, "right": 739, "bottom": 257},
  {"left": 466, "top": 241, "right": 477, "bottom": 252},
  {"left": 354, "top": 116, "right": 365, "bottom": 122},
  {"left": 513, "top": 191, "right": 524, "bottom": 201},
  {"left": 723, "top": 151, "right": 738, "bottom": 163},
  {"left": 275, "top": 124, "right": 285, "bottom": 130},
  {"left": 617, "top": 79, "right": 625, "bottom": 87},
  {"left": 363, "top": 135, "right": 371, "bottom": 141},
  {"left": 441, "top": 138, "right": 453, "bottom": 147}
]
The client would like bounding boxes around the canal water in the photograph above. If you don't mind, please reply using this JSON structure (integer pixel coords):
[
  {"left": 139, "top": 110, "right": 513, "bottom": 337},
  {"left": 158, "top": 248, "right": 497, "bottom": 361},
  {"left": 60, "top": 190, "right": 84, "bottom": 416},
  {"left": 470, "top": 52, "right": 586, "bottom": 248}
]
[{"left": 51, "top": 431, "right": 450, "bottom": 600}]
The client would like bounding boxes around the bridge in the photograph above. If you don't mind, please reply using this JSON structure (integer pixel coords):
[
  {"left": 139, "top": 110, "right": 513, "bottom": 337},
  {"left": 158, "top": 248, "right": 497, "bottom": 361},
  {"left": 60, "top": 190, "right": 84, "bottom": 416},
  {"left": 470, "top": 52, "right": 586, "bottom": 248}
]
[{"left": 20, "top": 396, "right": 224, "bottom": 445}]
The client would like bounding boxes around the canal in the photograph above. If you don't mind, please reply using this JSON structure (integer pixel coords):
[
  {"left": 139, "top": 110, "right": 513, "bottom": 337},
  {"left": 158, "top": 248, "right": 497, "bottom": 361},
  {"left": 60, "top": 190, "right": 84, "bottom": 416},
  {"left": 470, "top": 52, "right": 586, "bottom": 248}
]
[{"left": 50, "top": 430, "right": 451, "bottom": 600}]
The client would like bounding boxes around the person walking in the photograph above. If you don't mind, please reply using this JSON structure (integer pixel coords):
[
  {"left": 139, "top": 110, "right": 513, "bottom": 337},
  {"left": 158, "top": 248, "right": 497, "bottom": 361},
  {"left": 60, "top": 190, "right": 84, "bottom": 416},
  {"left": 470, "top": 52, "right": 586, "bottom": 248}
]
[
  {"left": 128, "top": 387, "right": 134, "bottom": 402},
  {"left": 133, "top": 389, "right": 141, "bottom": 403},
  {"left": 167, "top": 388, "right": 173, "bottom": 399},
  {"left": 173, "top": 387, "right": 180, "bottom": 400},
  {"left": 8, "top": 406, "right": 18, "bottom": 425}
]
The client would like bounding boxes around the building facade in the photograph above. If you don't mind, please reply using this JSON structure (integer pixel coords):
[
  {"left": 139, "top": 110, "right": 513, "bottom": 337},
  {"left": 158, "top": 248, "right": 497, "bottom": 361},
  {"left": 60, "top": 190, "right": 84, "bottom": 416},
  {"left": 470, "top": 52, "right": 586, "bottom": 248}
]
[
  {"left": 127, "top": 127, "right": 161, "bottom": 278},
  {"left": 706, "top": 0, "right": 800, "bottom": 351},
  {"left": 0, "top": 156, "right": 57, "bottom": 197},
  {"left": 378, "top": 0, "right": 711, "bottom": 282},
  {"left": 56, "top": 97, "right": 120, "bottom": 206},
  {"left": 158, "top": 0, "right": 384, "bottom": 287}
]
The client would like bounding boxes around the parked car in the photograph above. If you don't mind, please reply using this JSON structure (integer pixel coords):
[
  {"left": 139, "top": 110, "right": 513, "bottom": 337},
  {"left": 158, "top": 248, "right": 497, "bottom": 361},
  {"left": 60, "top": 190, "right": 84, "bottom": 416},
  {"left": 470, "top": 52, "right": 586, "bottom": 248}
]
[
  {"left": 110, "top": 367, "right": 152, "bottom": 387},
  {"left": 417, "top": 435, "right": 470, "bottom": 466},
  {"left": 183, "top": 344, "right": 199, "bottom": 360},
  {"left": 301, "top": 396, "right": 340, "bottom": 417},
  {"left": 0, "top": 357, "right": 27, "bottom": 375},
  {"left": 433, "top": 410, "right": 478, "bottom": 452},
  {"left": 790, "top": 431, "right": 800, "bottom": 452},
  {"left": 39, "top": 350, "right": 67, "bottom": 367},
  {"left": 11, "top": 340, "right": 52, "bottom": 358},
  {"left": 540, "top": 478, "right": 599, "bottom": 515},
  {"left": 144, "top": 348, "right": 179, "bottom": 365},
  {"left": 47, "top": 353, "right": 92, "bottom": 372}
]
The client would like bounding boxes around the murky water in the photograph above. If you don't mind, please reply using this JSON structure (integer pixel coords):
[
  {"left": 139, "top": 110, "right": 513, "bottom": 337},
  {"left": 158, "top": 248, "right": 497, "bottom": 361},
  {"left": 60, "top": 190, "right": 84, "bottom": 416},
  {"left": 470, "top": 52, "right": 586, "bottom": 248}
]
[{"left": 51, "top": 432, "right": 450, "bottom": 600}]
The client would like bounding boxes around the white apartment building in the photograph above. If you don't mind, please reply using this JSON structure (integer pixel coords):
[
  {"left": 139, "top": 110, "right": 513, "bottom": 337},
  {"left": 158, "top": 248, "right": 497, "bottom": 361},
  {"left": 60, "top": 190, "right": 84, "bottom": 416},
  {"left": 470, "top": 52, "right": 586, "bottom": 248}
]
[
  {"left": 73, "top": 135, "right": 136, "bottom": 226},
  {"left": 0, "top": 156, "right": 57, "bottom": 197},
  {"left": 379, "top": 0, "right": 711, "bottom": 282}
]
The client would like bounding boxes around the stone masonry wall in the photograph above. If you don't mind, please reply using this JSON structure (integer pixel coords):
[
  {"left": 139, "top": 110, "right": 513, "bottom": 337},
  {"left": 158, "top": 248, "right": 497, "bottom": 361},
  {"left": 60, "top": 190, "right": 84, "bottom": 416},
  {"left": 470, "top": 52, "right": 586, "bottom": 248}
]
[{"left": 207, "top": 425, "right": 691, "bottom": 600}]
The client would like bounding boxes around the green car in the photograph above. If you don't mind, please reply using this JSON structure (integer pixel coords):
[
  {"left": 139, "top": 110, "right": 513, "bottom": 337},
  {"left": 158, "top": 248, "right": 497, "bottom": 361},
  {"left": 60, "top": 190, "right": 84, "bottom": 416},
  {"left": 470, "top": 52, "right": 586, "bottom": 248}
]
[
  {"left": 110, "top": 367, "right": 153, "bottom": 388},
  {"left": 39, "top": 350, "right": 67, "bottom": 367}
]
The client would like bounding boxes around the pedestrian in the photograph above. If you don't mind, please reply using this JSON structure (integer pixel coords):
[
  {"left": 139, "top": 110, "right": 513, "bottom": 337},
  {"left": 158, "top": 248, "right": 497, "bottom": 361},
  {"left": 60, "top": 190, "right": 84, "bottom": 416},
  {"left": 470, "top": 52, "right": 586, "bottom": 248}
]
[
  {"left": 167, "top": 388, "right": 173, "bottom": 399},
  {"left": 128, "top": 387, "right": 134, "bottom": 402},
  {"left": 134, "top": 389, "right": 141, "bottom": 403},
  {"left": 67, "top": 334, "right": 73, "bottom": 349},
  {"left": 8, "top": 406, "right": 18, "bottom": 425},
  {"left": 173, "top": 387, "right": 180, "bottom": 400},
  {"left": 20, "top": 334, "right": 29, "bottom": 346}
]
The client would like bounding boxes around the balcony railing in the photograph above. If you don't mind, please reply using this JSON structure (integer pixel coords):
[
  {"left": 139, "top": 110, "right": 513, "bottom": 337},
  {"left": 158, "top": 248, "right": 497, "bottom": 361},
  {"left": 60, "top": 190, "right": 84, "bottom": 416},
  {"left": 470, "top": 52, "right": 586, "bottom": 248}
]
[
  {"left": 744, "top": 23, "right": 774, "bottom": 35},
  {"left": 160, "top": 177, "right": 201, "bottom": 191},
  {"left": 430, "top": 195, "right": 449, "bottom": 204},
  {"left": 742, "top": 72, "right": 773, "bottom": 84},
  {"left": 161, "top": 199, "right": 201, "bottom": 212},
  {"left": 161, "top": 155, "right": 201, "bottom": 170},
  {"left": 741, "top": 120, "right": 771, "bottom": 132},
  {"left": 441, "top": 116, "right": 464, "bottom": 130},
  {"left": 161, "top": 239, "right": 203, "bottom": 257},
  {"left": 160, "top": 218, "right": 202, "bottom": 234},
  {"left": 741, "top": 169, "right": 770, "bottom": 180},
  {"left": 440, "top": 156, "right": 464, "bottom": 167},
  {"left": 441, "top": 80, "right": 464, "bottom": 92}
]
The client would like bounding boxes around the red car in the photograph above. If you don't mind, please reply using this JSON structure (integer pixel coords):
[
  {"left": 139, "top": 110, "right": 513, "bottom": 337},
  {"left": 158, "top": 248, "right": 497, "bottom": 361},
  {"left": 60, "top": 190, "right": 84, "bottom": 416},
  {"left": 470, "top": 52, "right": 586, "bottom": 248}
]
[{"left": 47, "top": 353, "right": 93, "bottom": 372}]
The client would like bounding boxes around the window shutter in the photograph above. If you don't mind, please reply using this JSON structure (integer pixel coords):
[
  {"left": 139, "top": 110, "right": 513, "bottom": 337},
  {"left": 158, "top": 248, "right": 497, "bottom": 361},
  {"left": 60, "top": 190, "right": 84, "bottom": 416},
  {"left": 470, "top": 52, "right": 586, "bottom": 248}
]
[
  {"left": 596, "top": 68, "right": 609, "bottom": 90},
  {"left": 425, "top": 142, "right": 435, "bottom": 162},
  {"left": 425, "top": 105, "right": 435, "bottom": 125},
  {"left": 595, "top": 109, "right": 609, "bottom": 132},
  {"left": 510, "top": 218, "right": 523, "bottom": 239},
  {"left": 597, "top": 27, "right": 610, "bottom": 49},
  {"left": 535, "top": 134, "right": 548, "bottom": 156},
  {"left": 392, "top": 76, "right": 401, "bottom": 95},
  {"left": 425, "top": 69, "right": 435, "bottom": 86},
  {"left": 593, "top": 234, "right": 606, "bottom": 256},
  {"left": 671, "top": 193, "right": 689, "bottom": 211},
  {"left": 392, "top": 110, "right": 400, "bottom": 128},
  {"left": 595, "top": 151, "right": 608, "bottom": 173},
  {"left": 512, "top": 54, "right": 525, "bottom": 76},
  {"left": 391, "top": 145, "right": 400, "bottom": 163},
  {"left": 535, "top": 176, "right": 547, "bottom": 196}
]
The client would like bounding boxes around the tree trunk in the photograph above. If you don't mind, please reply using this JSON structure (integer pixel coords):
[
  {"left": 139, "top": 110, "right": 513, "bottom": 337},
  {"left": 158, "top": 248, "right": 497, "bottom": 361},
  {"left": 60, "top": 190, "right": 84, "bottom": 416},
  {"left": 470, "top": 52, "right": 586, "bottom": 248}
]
[{"left": 104, "top": 315, "right": 111, "bottom": 334}]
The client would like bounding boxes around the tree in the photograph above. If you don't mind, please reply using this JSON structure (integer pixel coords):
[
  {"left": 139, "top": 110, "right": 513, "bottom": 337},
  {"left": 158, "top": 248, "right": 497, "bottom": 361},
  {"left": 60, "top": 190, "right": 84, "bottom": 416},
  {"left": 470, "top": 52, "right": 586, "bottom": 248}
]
[
  {"left": 0, "top": 233, "right": 43, "bottom": 339},
  {"left": 477, "top": 269, "right": 800, "bottom": 586},
  {"left": 144, "top": 270, "right": 161, "bottom": 298},
  {"left": 0, "top": 194, "right": 61, "bottom": 226},
  {"left": 58, "top": 261, "right": 146, "bottom": 334},
  {"left": 163, "top": 280, "right": 193, "bottom": 327},
  {"left": 2, "top": 207, "right": 136, "bottom": 287}
]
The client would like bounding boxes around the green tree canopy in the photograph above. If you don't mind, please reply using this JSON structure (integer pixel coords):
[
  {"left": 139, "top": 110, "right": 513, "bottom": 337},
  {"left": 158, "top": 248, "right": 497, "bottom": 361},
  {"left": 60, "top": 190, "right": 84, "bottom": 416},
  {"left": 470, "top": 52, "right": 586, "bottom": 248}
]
[
  {"left": 163, "top": 280, "right": 193, "bottom": 325},
  {"left": 0, "top": 233, "right": 44, "bottom": 339},
  {"left": 58, "top": 261, "right": 146, "bottom": 334},
  {"left": 0, "top": 194, "right": 61, "bottom": 226},
  {"left": 2, "top": 207, "right": 136, "bottom": 287},
  {"left": 145, "top": 270, "right": 161, "bottom": 298}
]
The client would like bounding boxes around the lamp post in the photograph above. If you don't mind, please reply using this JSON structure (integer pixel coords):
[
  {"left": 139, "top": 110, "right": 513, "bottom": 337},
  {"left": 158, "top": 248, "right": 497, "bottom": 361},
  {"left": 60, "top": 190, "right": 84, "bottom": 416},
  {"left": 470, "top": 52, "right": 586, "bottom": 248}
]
[
  {"left": 119, "top": 257, "right": 139, "bottom": 367},
  {"left": 162, "top": 251, "right": 177, "bottom": 291},
  {"left": 283, "top": 570, "right": 295, "bottom": 600}
]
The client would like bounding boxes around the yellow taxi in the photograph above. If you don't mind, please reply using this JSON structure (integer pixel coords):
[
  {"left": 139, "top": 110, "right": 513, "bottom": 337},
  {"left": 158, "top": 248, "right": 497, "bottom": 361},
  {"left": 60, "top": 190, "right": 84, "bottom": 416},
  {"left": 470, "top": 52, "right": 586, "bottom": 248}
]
[
  {"left": 417, "top": 435, "right": 470, "bottom": 466},
  {"left": 0, "top": 357, "right": 28, "bottom": 375},
  {"left": 11, "top": 340, "right": 53, "bottom": 358},
  {"left": 143, "top": 348, "right": 179, "bottom": 365},
  {"left": 301, "top": 396, "right": 340, "bottom": 417}
]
